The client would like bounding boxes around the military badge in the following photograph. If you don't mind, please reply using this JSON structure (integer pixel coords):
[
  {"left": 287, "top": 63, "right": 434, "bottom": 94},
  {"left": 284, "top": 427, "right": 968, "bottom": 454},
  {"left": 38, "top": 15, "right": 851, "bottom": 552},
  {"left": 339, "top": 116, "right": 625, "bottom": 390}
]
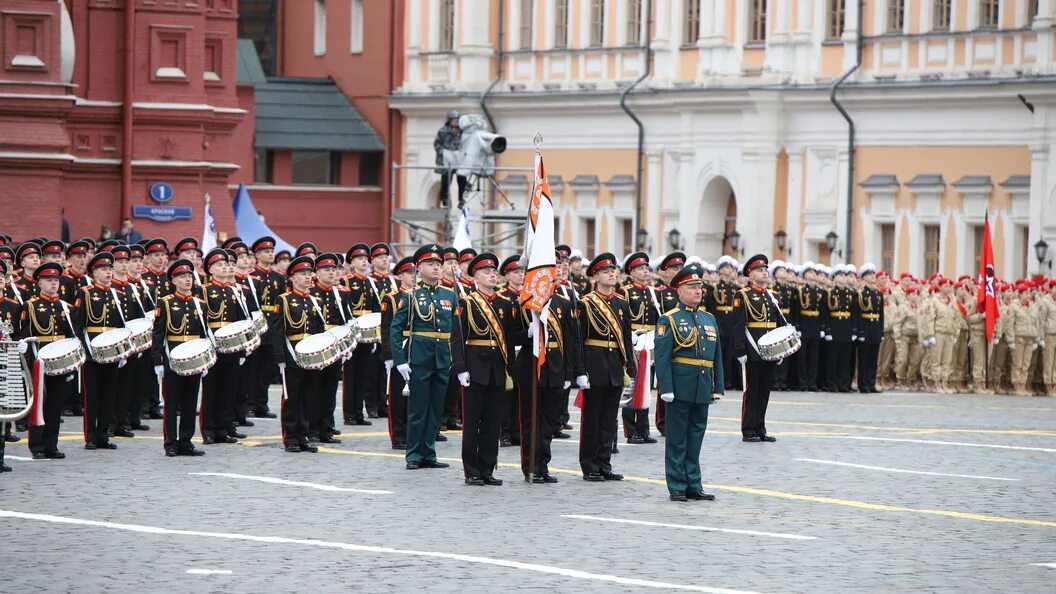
[{"left": 657, "top": 324, "right": 666, "bottom": 336}]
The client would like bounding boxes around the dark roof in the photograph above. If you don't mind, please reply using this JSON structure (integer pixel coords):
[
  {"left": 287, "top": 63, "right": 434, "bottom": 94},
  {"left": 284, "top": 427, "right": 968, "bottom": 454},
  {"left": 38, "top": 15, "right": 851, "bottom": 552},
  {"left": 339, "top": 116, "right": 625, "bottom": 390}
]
[
  {"left": 859, "top": 174, "right": 899, "bottom": 188},
  {"left": 569, "top": 175, "right": 599, "bottom": 187},
  {"left": 237, "top": 39, "right": 267, "bottom": 85},
  {"left": 605, "top": 174, "right": 635, "bottom": 187},
  {"left": 952, "top": 175, "right": 993, "bottom": 187},
  {"left": 906, "top": 174, "right": 945, "bottom": 187},
  {"left": 255, "top": 78, "right": 384, "bottom": 152},
  {"left": 1001, "top": 175, "right": 1030, "bottom": 188}
]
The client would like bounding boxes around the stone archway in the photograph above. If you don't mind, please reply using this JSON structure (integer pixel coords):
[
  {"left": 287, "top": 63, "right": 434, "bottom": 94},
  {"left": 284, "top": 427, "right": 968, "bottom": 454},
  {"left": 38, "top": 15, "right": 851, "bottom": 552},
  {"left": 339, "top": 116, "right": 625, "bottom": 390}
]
[{"left": 695, "top": 176, "right": 735, "bottom": 258}]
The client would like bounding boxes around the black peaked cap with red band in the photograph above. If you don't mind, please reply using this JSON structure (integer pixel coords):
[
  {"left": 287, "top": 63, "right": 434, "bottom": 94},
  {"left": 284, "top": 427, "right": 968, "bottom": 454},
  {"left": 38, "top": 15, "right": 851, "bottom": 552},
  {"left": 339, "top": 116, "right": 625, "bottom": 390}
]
[
  {"left": 251, "top": 236, "right": 276, "bottom": 253},
  {"left": 346, "top": 243, "right": 369, "bottom": 261},
  {"left": 41, "top": 240, "right": 65, "bottom": 256},
  {"left": 88, "top": 251, "right": 114, "bottom": 272},
  {"left": 443, "top": 247, "right": 459, "bottom": 262},
  {"left": 468, "top": 253, "right": 499, "bottom": 275},
  {"left": 623, "top": 251, "right": 650, "bottom": 275},
  {"left": 167, "top": 258, "right": 195, "bottom": 281},
  {"left": 741, "top": 254, "right": 769, "bottom": 276},
  {"left": 315, "top": 253, "right": 340, "bottom": 269},
  {"left": 296, "top": 242, "right": 317, "bottom": 257},
  {"left": 34, "top": 262, "right": 64, "bottom": 281},
  {"left": 658, "top": 252, "right": 686, "bottom": 271},
  {"left": 588, "top": 253, "right": 618, "bottom": 276},
  {"left": 174, "top": 236, "right": 198, "bottom": 254},
  {"left": 370, "top": 243, "right": 390, "bottom": 259},
  {"left": 501, "top": 255, "right": 524, "bottom": 275},
  {"left": 394, "top": 256, "right": 415, "bottom": 275},
  {"left": 286, "top": 255, "right": 314, "bottom": 277},
  {"left": 204, "top": 248, "right": 229, "bottom": 270},
  {"left": 458, "top": 248, "right": 477, "bottom": 263},
  {"left": 66, "top": 240, "right": 91, "bottom": 257},
  {"left": 145, "top": 238, "right": 168, "bottom": 254}
]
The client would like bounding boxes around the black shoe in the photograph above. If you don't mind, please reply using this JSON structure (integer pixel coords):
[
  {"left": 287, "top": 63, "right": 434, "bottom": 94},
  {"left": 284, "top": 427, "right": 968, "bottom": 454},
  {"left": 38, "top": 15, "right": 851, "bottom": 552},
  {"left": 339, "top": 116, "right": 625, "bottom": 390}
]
[
  {"left": 446, "top": 422, "right": 463, "bottom": 431},
  {"left": 318, "top": 435, "right": 341, "bottom": 444},
  {"left": 611, "top": 443, "right": 620, "bottom": 454},
  {"left": 330, "top": 428, "right": 341, "bottom": 435},
  {"left": 259, "top": 411, "right": 277, "bottom": 419},
  {"left": 627, "top": 435, "right": 645, "bottom": 444},
  {"left": 130, "top": 422, "right": 150, "bottom": 431},
  {"left": 642, "top": 436, "right": 658, "bottom": 444},
  {"left": 531, "top": 474, "right": 548, "bottom": 484},
  {"left": 483, "top": 476, "right": 503, "bottom": 486},
  {"left": 759, "top": 435, "right": 776, "bottom": 442},
  {"left": 392, "top": 440, "right": 407, "bottom": 449},
  {"left": 71, "top": 408, "right": 84, "bottom": 416},
  {"left": 31, "top": 451, "right": 47, "bottom": 460},
  {"left": 4, "top": 433, "right": 21, "bottom": 443},
  {"left": 435, "top": 433, "right": 448, "bottom": 442},
  {"left": 465, "top": 476, "right": 485, "bottom": 486},
  {"left": 562, "top": 423, "right": 573, "bottom": 430},
  {"left": 46, "top": 451, "right": 65, "bottom": 459},
  {"left": 406, "top": 462, "right": 421, "bottom": 470},
  {"left": 420, "top": 460, "right": 449, "bottom": 469},
  {"left": 237, "top": 419, "right": 255, "bottom": 427},
  {"left": 84, "top": 442, "right": 97, "bottom": 450},
  {"left": 165, "top": 447, "right": 179, "bottom": 457},
  {"left": 222, "top": 436, "right": 238, "bottom": 444},
  {"left": 601, "top": 471, "right": 624, "bottom": 481},
  {"left": 583, "top": 472, "right": 605, "bottom": 482},
  {"left": 284, "top": 443, "right": 302, "bottom": 453},
  {"left": 228, "top": 431, "right": 247, "bottom": 439},
  {"left": 355, "top": 419, "right": 372, "bottom": 426},
  {"left": 367, "top": 412, "right": 379, "bottom": 419},
  {"left": 552, "top": 431, "right": 571, "bottom": 439},
  {"left": 299, "top": 441, "right": 319, "bottom": 453},
  {"left": 1, "top": 464, "right": 11, "bottom": 472},
  {"left": 742, "top": 435, "right": 762, "bottom": 442},
  {"left": 687, "top": 490, "right": 716, "bottom": 501},
  {"left": 96, "top": 442, "right": 117, "bottom": 450},
  {"left": 112, "top": 428, "right": 135, "bottom": 438},
  {"left": 670, "top": 490, "right": 688, "bottom": 502},
  {"left": 178, "top": 445, "right": 205, "bottom": 457},
  {"left": 543, "top": 473, "right": 558, "bottom": 483},
  {"left": 202, "top": 435, "right": 216, "bottom": 445},
  {"left": 499, "top": 436, "right": 512, "bottom": 447},
  {"left": 148, "top": 409, "right": 164, "bottom": 420},
  {"left": 344, "top": 418, "right": 356, "bottom": 426}
]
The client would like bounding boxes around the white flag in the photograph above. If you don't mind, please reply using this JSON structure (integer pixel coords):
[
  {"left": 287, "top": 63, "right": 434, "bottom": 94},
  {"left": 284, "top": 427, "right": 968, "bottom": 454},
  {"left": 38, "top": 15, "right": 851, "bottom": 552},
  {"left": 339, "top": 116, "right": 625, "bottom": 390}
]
[
  {"left": 452, "top": 207, "right": 473, "bottom": 252},
  {"left": 201, "top": 198, "right": 217, "bottom": 253}
]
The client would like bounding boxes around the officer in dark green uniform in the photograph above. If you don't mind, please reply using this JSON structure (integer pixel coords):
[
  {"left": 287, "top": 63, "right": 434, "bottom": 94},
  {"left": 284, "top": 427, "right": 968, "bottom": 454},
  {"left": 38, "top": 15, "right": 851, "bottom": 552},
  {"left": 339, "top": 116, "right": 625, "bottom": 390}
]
[
  {"left": 391, "top": 245, "right": 466, "bottom": 470},
  {"left": 654, "top": 264, "right": 723, "bottom": 502}
]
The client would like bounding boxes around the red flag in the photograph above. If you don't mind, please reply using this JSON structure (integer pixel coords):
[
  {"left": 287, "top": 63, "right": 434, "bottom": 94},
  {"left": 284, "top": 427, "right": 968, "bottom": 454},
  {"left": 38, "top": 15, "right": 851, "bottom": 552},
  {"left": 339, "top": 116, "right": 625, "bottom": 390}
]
[{"left": 977, "top": 212, "right": 1000, "bottom": 342}]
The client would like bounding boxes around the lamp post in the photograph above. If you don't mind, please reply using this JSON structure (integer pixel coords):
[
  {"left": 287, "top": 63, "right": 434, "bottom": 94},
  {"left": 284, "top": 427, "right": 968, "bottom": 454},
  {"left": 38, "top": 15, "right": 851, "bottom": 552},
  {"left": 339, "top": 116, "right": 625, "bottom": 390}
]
[
  {"left": 774, "top": 229, "right": 789, "bottom": 256},
  {"left": 1034, "top": 238, "right": 1049, "bottom": 270},
  {"left": 724, "top": 229, "right": 741, "bottom": 256},
  {"left": 825, "top": 230, "right": 842, "bottom": 258},
  {"left": 636, "top": 228, "right": 649, "bottom": 252},
  {"left": 667, "top": 227, "right": 682, "bottom": 251}
]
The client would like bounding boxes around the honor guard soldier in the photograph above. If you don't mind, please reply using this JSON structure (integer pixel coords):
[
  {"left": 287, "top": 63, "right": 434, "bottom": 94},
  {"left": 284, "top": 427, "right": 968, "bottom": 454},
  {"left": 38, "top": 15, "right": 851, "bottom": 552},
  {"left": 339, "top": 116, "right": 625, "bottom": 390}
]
[
  {"left": 380, "top": 256, "right": 417, "bottom": 449},
  {"left": 296, "top": 242, "right": 318, "bottom": 260},
  {"left": 655, "top": 264, "right": 723, "bottom": 502},
  {"left": 18, "top": 262, "right": 77, "bottom": 460},
  {"left": 440, "top": 247, "right": 459, "bottom": 290},
  {"left": 109, "top": 245, "right": 150, "bottom": 437},
  {"left": 824, "top": 266, "right": 859, "bottom": 392},
  {"left": 75, "top": 251, "right": 126, "bottom": 450},
  {"left": 128, "top": 243, "right": 162, "bottom": 421},
  {"left": 498, "top": 255, "right": 526, "bottom": 447},
  {"left": 61, "top": 240, "right": 92, "bottom": 304},
  {"left": 455, "top": 248, "right": 477, "bottom": 298},
  {"left": 152, "top": 259, "right": 208, "bottom": 457},
  {"left": 11, "top": 241, "right": 42, "bottom": 304},
  {"left": 310, "top": 252, "right": 351, "bottom": 444},
  {"left": 796, "top": 264, "right": 825, "bottom": 391},
  {"left": 198, "top": 249, "right": 247, "bottom": 445},
  {"left": 342, "top": 242, "right": 375, "bottom": 426},
  {"left": 619, "top": 251, "right": 662, "bottom": 445},
  {"left": 273, "top": 256, "right": 324, "bottom": 453},
  {"left": 770, "top": 261, "right": 800, "bottom": 390},
  {"left": 229, "top": 242, "right": 261, "bottom": 428},
  {"left": 732, "top": 254, "right": 790, "bottom": 443},
  {"left": 856, "top": 264, "right": 884, "bottom": 393},
  {"left": 366, "top": 243, "right": 397, "bottom": 418},
  {"left": 248, "top": 236, "right": 284, "bottom": 418},
  {"left": 552, "top": 246, "right": 580, "bottom": 438},
  {"left": 708, "top": 255, "right": 740, "bottom": 391},
  {"left": 458, "top": 253, "right": 517, "bottom": 486},
  {"left": 140, "top": 239, "right": 172, "bottom": 304},
  {"left": 390, "top": 244, "right": 466, "bottom": 470},
  {"left": 578, "top": 253, "right": 636, "bottom": 482},
  {"left": 652, "top": 252, "right": 684, "bottom": 436}
]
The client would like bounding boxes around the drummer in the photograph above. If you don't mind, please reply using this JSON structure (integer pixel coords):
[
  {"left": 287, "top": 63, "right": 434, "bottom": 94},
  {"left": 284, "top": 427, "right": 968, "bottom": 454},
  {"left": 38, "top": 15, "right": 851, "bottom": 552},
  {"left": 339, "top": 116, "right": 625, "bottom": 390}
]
[
  {"left": 109, "top": 244, "right": 151, "bottom": 438},
  {"left": 18, "top": 262, "right": 78, "bottom": 460},
  {"left": 198, "top": 249, "right": 247, "bottom": 445},
  {"left": 731, "top": 254, "right": 786, "bottom": 443},
  {"left": 74, "top": 251, "right": 125, "bottom": 450},
  {"left": 310, "top": 252, "right": 351, "bottom": 444},
  {"left": 152, "top": 258, "right": 208, "bottom": 457}
]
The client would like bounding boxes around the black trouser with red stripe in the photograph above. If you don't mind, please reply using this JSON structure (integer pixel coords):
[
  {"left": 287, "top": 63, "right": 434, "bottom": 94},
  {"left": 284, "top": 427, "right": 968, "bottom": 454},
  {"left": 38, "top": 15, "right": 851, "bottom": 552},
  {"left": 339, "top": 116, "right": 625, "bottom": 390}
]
[
  {"left": 29, "top": 372, "right": 75, "bottom": 455},
  {"left": 462, "top": 382, "right": 503, "bottom": 479},
  {"left": 312, "top": 361, "right": 341, "bottom": 438},
  {"left": 162, "top": 371, "right": 201, "bottom": 450},
  {"left": 281, "top": 363, "right": 314, "bottom": 445},
  {"left": 82, "top": 360, "right": 118, "bottom": 446},
  {"left": 441, "top": 368, "right": 462, "bottom": 428},
  {"left": 344, "top": 344, "right": 375, "bottom": 422},
  {"left": 742, "top": 360, "right": 775, "bottom": 438},
  {"left": 201, "top": 355, "right": 237, "bottom": 440},
  {"left": 518, "top": 383, "right": 561, "bottom": 477},
  {"left": 579, "top": 386, "right": 621, "bottom": 475},
  {"left": 387, "top": 369, "right": 407, "bottom": 446},
  {"left": 254, "top": 344, "right": 277, "bottom": 414},
  {"left": 114, "top": 354, "right": 138, "bottom": 430}
]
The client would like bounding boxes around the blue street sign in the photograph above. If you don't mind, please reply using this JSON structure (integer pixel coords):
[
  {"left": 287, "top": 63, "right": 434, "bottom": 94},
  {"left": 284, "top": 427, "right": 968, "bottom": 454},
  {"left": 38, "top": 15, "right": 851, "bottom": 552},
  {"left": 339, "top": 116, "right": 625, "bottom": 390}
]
[
  {"left": 149, "top": 182, "right": 175, "bottom": 203},
  {"left": 132, "top": 205, "right": 192, "bottom": 223}
]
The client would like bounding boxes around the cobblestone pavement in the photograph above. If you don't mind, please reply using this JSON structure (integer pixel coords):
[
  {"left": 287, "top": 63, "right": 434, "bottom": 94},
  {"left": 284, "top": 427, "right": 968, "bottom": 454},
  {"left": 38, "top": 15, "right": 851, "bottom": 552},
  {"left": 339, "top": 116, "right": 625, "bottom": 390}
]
[{"left": 2, "top": 387, "right": 1054, "bottom": 593}]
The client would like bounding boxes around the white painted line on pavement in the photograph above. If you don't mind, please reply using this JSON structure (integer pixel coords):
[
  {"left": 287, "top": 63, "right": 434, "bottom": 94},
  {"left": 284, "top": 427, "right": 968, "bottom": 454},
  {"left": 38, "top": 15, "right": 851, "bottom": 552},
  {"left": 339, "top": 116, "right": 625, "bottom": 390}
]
[
  {"left": 796, "top": 459, "right": 1020, "bottom": 482},
  {"left": 188, "top": 472, "right": 393, "bottom": 495},
  {"left": 3, "top": 455, "right": 35, "bottom": 461},
  {"left": 186, "top": 569, "right": 232, "bottom": 575},
  {"left": 0, "top": 510, "right": 770, "bottom": 594},
  {"left": 811, "top": 435, "right": 1056, "bottom": 453},
  {"left": 1030, "top": 563, "right": 1056, "bottom": 568},
  {"left": 563, "top": 514, "right": 816, "bottom": 541}
]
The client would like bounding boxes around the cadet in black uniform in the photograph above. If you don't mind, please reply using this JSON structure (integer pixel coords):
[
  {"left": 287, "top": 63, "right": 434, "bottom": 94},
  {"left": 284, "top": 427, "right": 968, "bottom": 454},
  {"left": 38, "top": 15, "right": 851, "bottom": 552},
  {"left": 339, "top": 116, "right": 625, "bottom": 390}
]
[
  {"left": 652, "top": 252, "right": 683, "bottom": 436},
  {"left": 10, "top": 241, "right": 41, "bottom": 303},
  {"left": 732, "top": 254, "right": 792, "bottom": 442},
  {"left": 619, "top": 252, "right": 662, "bottom": 444},
  {"left": 458, "top": 253, "right": 517, "bottom": 486},
  {"left": 273, "top": 256, "right": 324, "bottom": 453},
  {"left": 552, "top": 246, "right": 579, "bottom": 438},
  {"left": 198, "top": 249, "right": 247, "bottom": 444},
  {"left": 310, "top": 252, "right": 351, "bottom": 443},
  {"left": 708, "top": 255, "right": 740, "bottom": 391},
  {"left": 249, "top": 236, "right": 284, "bottom": 418},
  {"left": 18, "top": 262, "right": 76, "bottom": 459},
  {"left": 856, "top": 264, "right": 884, "bottom": 393},
  {"left": 366, "top": 243, "right": 397, "bottom": 418},
  {"left": 75, "top": 251, "right": 126, "bottom": 450},
  {"left": 498, "top": 255, "right": 525, "bottom": 447},
  {"left": 796, "top": 264, "right": 826, "bottom": 391},
  {"left": 106, "top": 244, "right": 148, "bottom": 437},
  {"left": 770, "top": 261, "right": 800, "bottom": 390},
  {"left": 152, "top": 259, "right": 208, "bottom": 457},
  {"left": 825, "top": 267, "right": 860, "bottom": 392},
  {"left": 380, "top": 256, "right": 416, "bottom": 449},
  {"left": 578, "top": 253, "right": 636, "bottom": 482},
  {"left": 60, "top": 240, "right": 92, "bottom": 305}
]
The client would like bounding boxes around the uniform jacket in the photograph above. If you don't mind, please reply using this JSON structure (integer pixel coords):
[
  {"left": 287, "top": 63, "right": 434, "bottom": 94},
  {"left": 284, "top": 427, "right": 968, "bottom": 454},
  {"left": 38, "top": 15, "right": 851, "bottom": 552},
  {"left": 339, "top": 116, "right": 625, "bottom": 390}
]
[
  {"left": 459, "top": 290, "right": 519, "bottom": 387},
  {"left": 389, "top": 281, "right": 466, "bottom": 375},
  {"left": 857, "top": 285, "right": 884, "bottom": 343},
  {"left": 578, "top": 290, "right": 636, "bottom": 387},
  {"left": 73, "top": 283, "right": 126, "bottom": 350},
  {"left": 151, "top": 292, "right": 208, "bottom": 368},
  {"left": 732, "top": 284, "right": 790, "bottom": 361},
  {"left": 825, "top": 286, "right": 859, "bottom": 342},
  {"left": 654, "top": 303, "right": 724, "bottom": 404},
  {"left": 272, "top": 288, "right": 327, "bottom": 366}
]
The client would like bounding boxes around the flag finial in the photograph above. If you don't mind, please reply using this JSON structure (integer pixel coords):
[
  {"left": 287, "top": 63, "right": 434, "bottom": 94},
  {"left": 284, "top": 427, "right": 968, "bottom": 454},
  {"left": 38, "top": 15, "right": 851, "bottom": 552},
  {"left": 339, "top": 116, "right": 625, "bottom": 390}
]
[{"left": 533, "top": 132, "right": 543, "bottom": 150}]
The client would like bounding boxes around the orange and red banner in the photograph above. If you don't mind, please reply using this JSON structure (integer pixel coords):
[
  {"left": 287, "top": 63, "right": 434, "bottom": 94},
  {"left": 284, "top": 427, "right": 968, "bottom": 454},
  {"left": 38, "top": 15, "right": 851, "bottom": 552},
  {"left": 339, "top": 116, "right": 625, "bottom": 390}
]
[
  {"left": 519, "top": 152, "right": 557, "bottom": 372},
  {"left": 977, "top": 212, "right": 1000, "bottom": 343}
]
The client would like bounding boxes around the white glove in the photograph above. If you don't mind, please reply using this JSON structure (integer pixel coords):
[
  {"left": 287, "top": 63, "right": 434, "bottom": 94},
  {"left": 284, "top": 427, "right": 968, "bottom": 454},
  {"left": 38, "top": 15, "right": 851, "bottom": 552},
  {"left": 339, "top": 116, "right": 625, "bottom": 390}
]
[
  {"left": 819, "top": 331, "right": 826, "bottom": 338},
  {"left": 928, "top": 337, "right": 937, "bottom": 347},
  {"left": 630, "top": 332, "right": 640, "bottom": 347},
  {"left": 851, "top": 334, "right": 857, "bottom": 342},
  {"left": 397, "top": 363, "right": 411, "bottom": 382},
  {"left": 527, "top": 322, "right": 538, "bottom": 345},
  {"left": 154, "top": 365, "right": 164, "bottom": 380},
  {"left": 238, "top": 357, "right": 246, "bottom": 366},
  {"left": 1038, "top": 339, "right": 1046, "bottom": 349},
  {"left": 16, "top": 340, "right": 28, "bottom": 354},
  {"left": 992, "top": 337, "right": 1000, "bottom": 345},
  {"left": 457, "top": 371, "right": 470, "bottom": 387},
  {"left": 824, "top": 334, "right": 833, "bottom": 342},
  {"left": 1007, "top": 341, "right": 1015, "bottom": 350},
  {"left": 858, "top": 336, "right": 866, "bottom": 342},
  {"left": 737, "top": 355, "right": 747, "bottom": 365},
  {"left": 576, "top": 375, "right": 590, "bottom": 390},
  {"left": 384, "top": 359, "right": 394, "bottom": 372},
  {"left": 660, "top": 392, "right": 675, "bottom": 403},
  {"left": 563, "top": 380, "right": 571, "bottom": 390},
  {"left": 117, "top": 358, "right": 127, "bottom": 369}
]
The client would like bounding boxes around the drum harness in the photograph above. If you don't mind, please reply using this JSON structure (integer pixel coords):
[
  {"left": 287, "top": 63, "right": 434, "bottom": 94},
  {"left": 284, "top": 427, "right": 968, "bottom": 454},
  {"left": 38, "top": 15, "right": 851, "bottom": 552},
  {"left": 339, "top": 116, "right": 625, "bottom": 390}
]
[
  {"left": 742, "top": 289, "right": 793, "bottom": 360},
  {"left": 283, "top": 293, "right": 328, "bottom": 364}
]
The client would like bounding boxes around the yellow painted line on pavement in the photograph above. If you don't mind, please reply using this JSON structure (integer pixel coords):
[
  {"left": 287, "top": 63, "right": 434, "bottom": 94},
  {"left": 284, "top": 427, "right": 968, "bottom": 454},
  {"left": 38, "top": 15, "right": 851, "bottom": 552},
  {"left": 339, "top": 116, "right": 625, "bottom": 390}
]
[
  {"left": 708, "top": 416, "right": 1056, "bottom": 436},
  {"left": 315, "top": 448, "right": 1056, "bottom": 529}
]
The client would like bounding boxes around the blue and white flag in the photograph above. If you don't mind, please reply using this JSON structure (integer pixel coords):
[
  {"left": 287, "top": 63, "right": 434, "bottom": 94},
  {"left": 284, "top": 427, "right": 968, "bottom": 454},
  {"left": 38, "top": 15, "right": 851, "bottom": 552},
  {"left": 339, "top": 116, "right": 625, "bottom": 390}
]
[
  {"left": 452, "top": 207, "right": 473, "bottom": 252},
  {"left": 201, "top": 197, "right": 217, "bottom": 253}
]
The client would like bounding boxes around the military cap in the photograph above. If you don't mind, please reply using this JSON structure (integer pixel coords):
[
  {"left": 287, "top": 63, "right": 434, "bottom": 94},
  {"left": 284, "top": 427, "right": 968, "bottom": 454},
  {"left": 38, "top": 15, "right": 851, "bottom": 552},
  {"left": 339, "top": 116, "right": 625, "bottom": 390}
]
[
  {"left": 286, "top": 255, "right": 315, "bottom": 277},
  {"left": 173, "top": 237, "right": 198, "bottom": 254},
  {"left": 414, "top": 244, "right": 444, "bottom": 265},
  {"left": 443, "top": 247, "right": 459, "bottom": 262},
  {"left": 221, "top": 236, "right": 243, "bottom": 249},
  {"left": 588, "top": 253, "right": 619, "bottom": 276},
  {"left": 394, "top": 256, "right": 416, "bottom": 275},
  {"left": 0, "top": 245, "right": 13, "bottom": 261},
  {"left": 658, "top": 252, "right": 686, "bottom": 271},
  {"left": 555, "top": 245, "right": 572, "bottom": 262},
  {"left": 251, "top": 236, "right": 276, "bottom": 253},
  {"left": 458, "top": 248, "right": 477, "bottom": 263},
  {"left": 65, "top": 240, "right": 90, "bottom": 257},
  {"left": 275, "top": 250, "right": 292, "bottom": 263},
  {"left": 33, "top": 262, "right": 64, "bottom": 281},
  {"left": 315, "top": 253, "right": 340, "bottom": 269},
  {"left": 110, "top": 245, "right": 131, "bottom": 260},
  {"left": 623, "top": 251, "right": 650, "bottom": 274},
  {"left": 468, "top": 253, "right": 499, "bottom": 275},
  {"left": 88, "top": 251, "right": 114, "bottom": 272},
  {"left": 41, "top": 240, "right": 65, "bottom": 257},
  {"left": 370, "top": 243, "right": 391, "bottom": 259},
  {"left": 129, "top": 244, "right": 145, "bottom": 259},
  {"left": 204, "top": 248, "right": 229, "bottom": 270},
  {"left": 15, "top": 242, "right": 41, "bottom": 263},
  {"left": 670, "top": 263, "right": 705, "bottom": 289},
  {"left": 500, "top": 255, "right": 524, "bottom": 274},
  {"left": 167, "top": 259, "right": 195, "bottom": 281},
  {"left": 144, "top": 238, "right": 168, "bottom": 254},
  {"left": 98, "top": 239, "right": 121, "bottom": 252},
  {"left": 295, "top": 242, "right": 317, "bottom": 258},
  {"left": 229, "top": 241, "right": 249, "bottom": 255},
  {"left": 28, "top": 237, "right": 46, "bottom": 246},
  {"left": 741, "top": 254, "right": 769, "bottom": 276},
  {"left": 346, "top": 243, "right": 369, "bottom": 261}
]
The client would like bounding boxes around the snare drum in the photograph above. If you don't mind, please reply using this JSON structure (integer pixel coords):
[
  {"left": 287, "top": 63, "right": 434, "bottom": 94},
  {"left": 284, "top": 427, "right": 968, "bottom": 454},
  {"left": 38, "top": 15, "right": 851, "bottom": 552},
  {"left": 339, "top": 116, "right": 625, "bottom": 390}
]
[
  {"left": 356, "top": 312, "right": 382, "bottom": 344},
  {"left": 756, "top": 325, "right": 801, "bottom": 362},
  {"left": 213, "top": 319, "right": 261, "bottom": 354},
  {"left": 125, "top": 318, "right": 153, "bottom": 354},
  {"left": 250, "top": 310, "right": 268, "bottom": 339},
  {"left": 327, "top": 324, "right": 357, "bottom": 358},
  {"left": 294, "top": 333, "right": 343, "bottom": 370},
  {"left": 37, "top": 338, "right": 86, "bottom": 376},
  {"left": 169, "top": 338, "right": 217, "bottom": 376},
  {"left": 90, "top": 328, "right": 134, "bottom": 364}
]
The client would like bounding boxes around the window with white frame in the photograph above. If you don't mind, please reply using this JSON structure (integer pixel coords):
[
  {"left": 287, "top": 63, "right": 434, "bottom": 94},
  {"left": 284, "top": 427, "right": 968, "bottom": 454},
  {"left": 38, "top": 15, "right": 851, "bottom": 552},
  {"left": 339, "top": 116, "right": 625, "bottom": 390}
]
[
  {"left": 881, "top": 224, "right": 895, "bottom": 273},
  {"left": 887, "top": 0, "right": 904, "bottom": 33},
  {"left": 924, "top": 225, "right": 941, "bottom": 276},
  {"left": 933, "top": 0, "right": 951, "bottom": 31},
  {"left": 827, "top": 0, "right": 845, "bottom": 39},
  {"left": 626, "top": 0, "right": 643, "bottom": 45},
  {"left": 519, "top": 0, "right": 534, "bottom": 49},
  {"left": 314, "top": 0, "right": 327, "bottom": 56},
  {"left": 582, "top": 218, "right": 597, "bottom": 257},
  {"left": 350, "top": 0, "right": 363, "bottom": 53},
  {"left": 748, "top": 0, "right": 767, "bottom": 43},
  {"left": 683, "top": 0, "right": 699, "bottom": 45},
  {"left": 589, "top": 0, "right": 605, "bottom": 47},
  {"left": 979, "top": 0, "right": 999, "bottom": 29},
  {"left": 439, "top": 0, "right": 456, "bottom": 51},
  {"left": 1029, "top": 0, "right": 1039, "bottom": 25},
  {"left": 554, "top": 0, "right": 569, "bottom": 48}
]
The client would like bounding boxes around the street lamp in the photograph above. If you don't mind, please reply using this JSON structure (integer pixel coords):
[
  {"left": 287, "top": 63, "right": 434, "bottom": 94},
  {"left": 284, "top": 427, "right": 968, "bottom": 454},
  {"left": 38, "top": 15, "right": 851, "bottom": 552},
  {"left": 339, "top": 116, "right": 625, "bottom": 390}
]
[
  {"left": 636, "top": 228, "right": 649, "bottom": 251},
  {"left": 1034, "top": 238, "right": 1049, "bottom": 268},
  {"left": 724, "top": 229, "right": 741, "bottom": 254},
  {"left": 774, "top": 229, "right": 790, "bottom": 256},
  {"left": 825, "top": 230, "right": 842, "bottom": 258},
  {"left": 667, "top": 228, "right": 682, "bottom": 251}
]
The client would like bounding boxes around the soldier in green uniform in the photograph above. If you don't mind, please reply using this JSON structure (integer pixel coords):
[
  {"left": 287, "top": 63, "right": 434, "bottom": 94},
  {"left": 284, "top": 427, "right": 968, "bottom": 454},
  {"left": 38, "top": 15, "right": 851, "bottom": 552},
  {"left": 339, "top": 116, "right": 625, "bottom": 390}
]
[
  {"left": 654, "top": 264, "right": 723, "bottom": 502},
  {"left": 391, "top": 245, "right": 466, "bottom": 470}
]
